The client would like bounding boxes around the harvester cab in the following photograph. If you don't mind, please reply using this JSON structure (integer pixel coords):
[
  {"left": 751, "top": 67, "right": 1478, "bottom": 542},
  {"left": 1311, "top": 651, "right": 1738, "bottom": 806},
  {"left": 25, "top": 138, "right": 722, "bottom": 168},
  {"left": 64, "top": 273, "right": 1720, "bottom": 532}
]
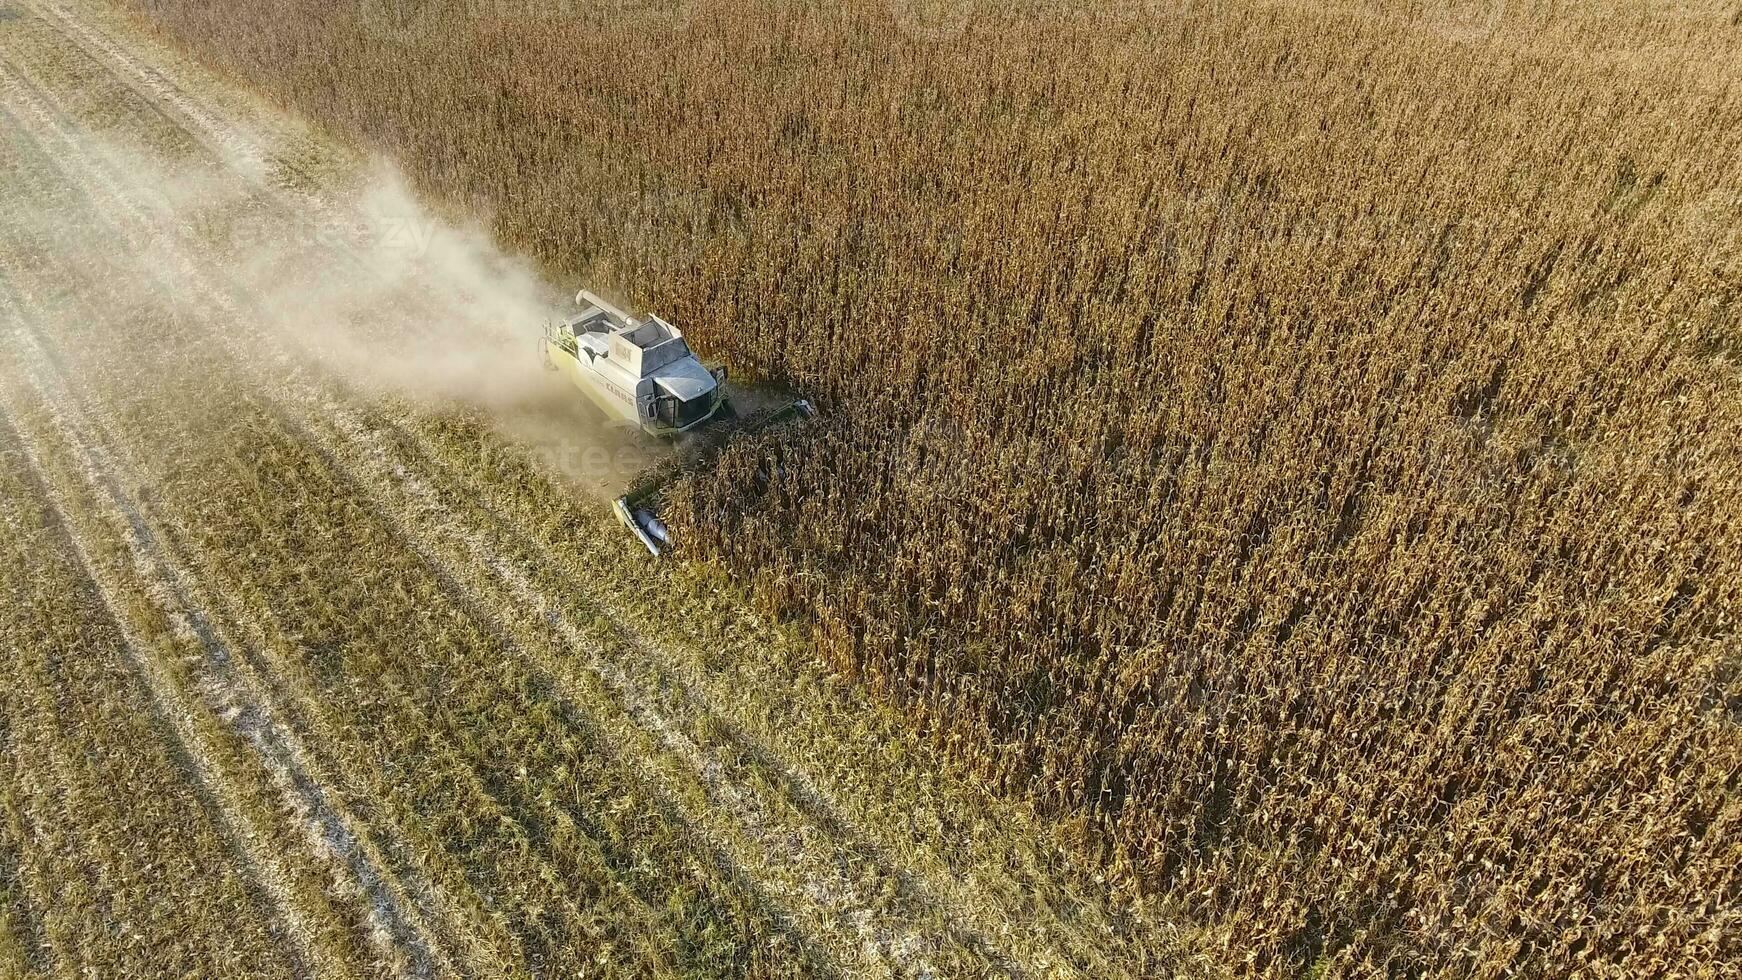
[{"left": 541, "top": 288, "right": 815, "bottom": 556}]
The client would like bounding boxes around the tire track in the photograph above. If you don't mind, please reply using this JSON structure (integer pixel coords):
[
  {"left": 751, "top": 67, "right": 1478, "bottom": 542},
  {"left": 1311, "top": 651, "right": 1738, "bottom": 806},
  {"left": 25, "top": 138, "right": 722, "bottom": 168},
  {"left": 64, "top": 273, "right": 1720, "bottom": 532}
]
[
  {"left": 0, "top": 307, "right": 334, "bottom": 980},
  {"left": 0, "top": 84, "right": 594, "bottom": 980},
  {"left": 8, "top": 323, "right": 450, "bottom": 980},
  {"left": 0, "top": 71, "right": 459, "bottom": 980}
]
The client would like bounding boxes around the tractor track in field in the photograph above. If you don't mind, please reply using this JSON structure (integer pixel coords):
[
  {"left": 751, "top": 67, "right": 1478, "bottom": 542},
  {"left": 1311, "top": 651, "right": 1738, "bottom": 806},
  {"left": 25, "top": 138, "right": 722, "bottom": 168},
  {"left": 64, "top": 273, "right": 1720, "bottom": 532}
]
[
  {"left": 0, "top": 303, "right": 443, "bottom": 980},
  {"left": 0, "top": 393, "right": 311, "bottom": 980},
  {"left": 0, "top": 332, "right": 339, "bottom": 979},
  {"left": 0, "top": 1, "right": 1171, "bottom": 976},
  {"left": 0, "top": 66, "right": 492, "bottom": 969},
  {"left": 0, "top": 149, "right": 457, "bottom": 980}
]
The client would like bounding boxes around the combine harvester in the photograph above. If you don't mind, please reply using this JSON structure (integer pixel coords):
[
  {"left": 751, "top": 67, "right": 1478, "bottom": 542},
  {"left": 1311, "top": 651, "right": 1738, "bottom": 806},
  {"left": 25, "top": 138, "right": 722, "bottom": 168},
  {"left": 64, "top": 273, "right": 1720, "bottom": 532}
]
[{"left": 542, "top": 289, "right": 813, "bottom": 555}]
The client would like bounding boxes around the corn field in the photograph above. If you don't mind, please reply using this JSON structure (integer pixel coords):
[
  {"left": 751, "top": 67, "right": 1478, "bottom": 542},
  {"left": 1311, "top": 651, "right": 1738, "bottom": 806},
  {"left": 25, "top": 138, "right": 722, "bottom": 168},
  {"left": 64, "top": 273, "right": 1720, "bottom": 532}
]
[{"left": 45, "top": 0, "right": 1742, "bottom": 973}]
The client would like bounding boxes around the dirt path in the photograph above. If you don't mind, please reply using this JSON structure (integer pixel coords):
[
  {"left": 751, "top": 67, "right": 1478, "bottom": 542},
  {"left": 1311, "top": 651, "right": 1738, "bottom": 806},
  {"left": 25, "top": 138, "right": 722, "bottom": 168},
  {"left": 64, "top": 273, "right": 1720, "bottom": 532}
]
[{"left": 0, "top": 1, "right": 1178, "bottom": 976}]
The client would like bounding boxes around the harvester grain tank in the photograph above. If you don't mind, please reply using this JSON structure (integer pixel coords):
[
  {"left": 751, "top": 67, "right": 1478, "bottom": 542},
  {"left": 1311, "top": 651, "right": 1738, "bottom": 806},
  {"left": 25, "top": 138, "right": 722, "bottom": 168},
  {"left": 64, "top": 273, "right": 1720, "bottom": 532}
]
[{"left": 542, "top": 289, "right": 730, "bottom": 436}]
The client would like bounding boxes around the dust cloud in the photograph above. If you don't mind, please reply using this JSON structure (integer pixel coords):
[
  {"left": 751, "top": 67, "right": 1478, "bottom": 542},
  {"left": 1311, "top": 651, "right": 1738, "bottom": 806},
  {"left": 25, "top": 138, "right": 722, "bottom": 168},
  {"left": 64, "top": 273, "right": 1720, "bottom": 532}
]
[{"left": 25, "top": 128, "right": 658, "bottom": 493}]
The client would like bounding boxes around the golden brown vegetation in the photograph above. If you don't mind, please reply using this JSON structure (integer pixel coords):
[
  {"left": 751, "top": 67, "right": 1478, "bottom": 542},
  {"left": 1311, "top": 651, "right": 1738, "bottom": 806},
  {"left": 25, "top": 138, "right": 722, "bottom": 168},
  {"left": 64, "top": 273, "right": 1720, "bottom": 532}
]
[{"left": 103, "top": 0, "right": 1742, "bottom": 972}]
